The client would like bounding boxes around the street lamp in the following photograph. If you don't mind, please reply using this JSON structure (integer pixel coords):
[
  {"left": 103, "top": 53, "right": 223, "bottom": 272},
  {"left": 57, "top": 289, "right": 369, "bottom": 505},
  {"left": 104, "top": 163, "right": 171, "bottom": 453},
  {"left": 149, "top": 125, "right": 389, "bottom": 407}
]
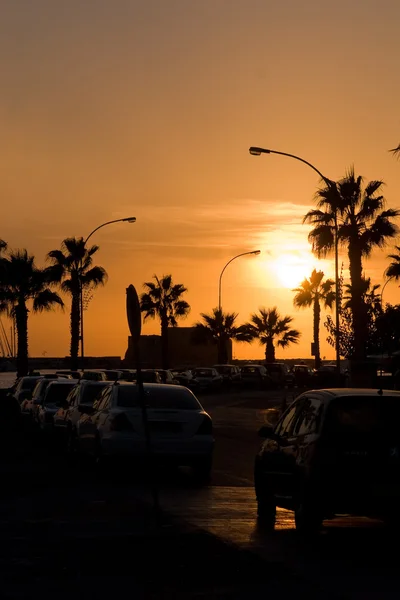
[
  {"left": 218, "top": 250, "right": 261, "bottom": 312},
  {"left": 249, "top": 146, "right": 341, "bottom": 374},
  {"left": 80, "top": 217, "right": 136, "bottom": 370}
]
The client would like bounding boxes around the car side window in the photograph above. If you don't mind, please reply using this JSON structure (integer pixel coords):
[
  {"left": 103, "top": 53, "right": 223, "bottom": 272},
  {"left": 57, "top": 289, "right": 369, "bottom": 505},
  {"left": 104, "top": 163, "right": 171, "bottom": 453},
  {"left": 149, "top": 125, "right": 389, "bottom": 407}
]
[
  {"left": 275, "top": 402, "right": 301, "bottom": 437},
  {"left": 292, "top": 397, "right": 323, "bottom": 437}
]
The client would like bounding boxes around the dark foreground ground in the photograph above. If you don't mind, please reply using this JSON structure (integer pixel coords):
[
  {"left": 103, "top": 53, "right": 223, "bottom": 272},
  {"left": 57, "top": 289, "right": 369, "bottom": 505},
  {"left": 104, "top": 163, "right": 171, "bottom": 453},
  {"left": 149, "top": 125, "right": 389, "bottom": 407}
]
[{"left": 2, "top": 386, "right": 399, "bottom": 599}]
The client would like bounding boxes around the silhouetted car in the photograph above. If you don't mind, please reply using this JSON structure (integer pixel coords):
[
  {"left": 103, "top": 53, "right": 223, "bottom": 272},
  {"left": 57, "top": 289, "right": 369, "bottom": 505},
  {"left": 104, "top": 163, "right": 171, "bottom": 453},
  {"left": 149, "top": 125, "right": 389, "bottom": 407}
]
[
  {"left": 240, "top": 365, "right": 271, "bottom": 389},
  {"left": 21, "top": 377, "right": 59, "bottom": 421},
  {"left": 36, "top": 380, "right": 79, "bottom": 432},
  {"left": 53, "top": 380, "right": 109, "bottom": 450},
  {"left": 213, "top": 365, "right": 241, "bottom": 385},
  {"left": 292, "top": 365, "right": 314, "bottom": 388},
  {"left": 10, "top": 375, "right": 44, "bottom": 404},
  {"left": 255, "top": 388, "right": 400, "bottom": 534},
  {"left": 155, "top": 369, "right": 179, "bottom": 385},
  {"left": 76, "top": 382, "right": 214, "bottom": 479},
  {"left": 192, "top": 368, "right": 223, "bottom": 391},
  {"left": 266, "top": 363, "right": 294, "bottom": 388}
]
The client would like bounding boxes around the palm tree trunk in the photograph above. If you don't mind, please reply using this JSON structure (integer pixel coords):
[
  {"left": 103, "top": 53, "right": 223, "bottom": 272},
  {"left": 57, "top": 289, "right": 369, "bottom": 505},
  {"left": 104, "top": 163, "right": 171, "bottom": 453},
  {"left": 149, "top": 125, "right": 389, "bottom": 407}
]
[
  {"left": 161, "top": 316, "right": 169, "bottom": 369},
  {"left": 265, "top": 337, "right": 275, "bottom": 363},
  {"left": 70, "top": 291, "right": 80, "bottom": 371},
  {"left": 348, "top": 242, "right": 365, "bottom": 361},
  {"left": 218, "top": 336, "right": 228, "bottom": 363},
  {"left": 15, "top": 301, "right": 29, "bottom": 377},
  {"left": 313, "top": 297, "right": 321, "bottom": 369}
]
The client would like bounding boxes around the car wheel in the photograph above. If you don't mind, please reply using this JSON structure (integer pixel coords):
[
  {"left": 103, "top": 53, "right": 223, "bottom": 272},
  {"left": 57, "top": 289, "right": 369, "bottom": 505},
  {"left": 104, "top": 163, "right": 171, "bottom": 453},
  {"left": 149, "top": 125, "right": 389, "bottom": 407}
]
[
  {"left": 294, "top": 499, "right": 323, "bottom": 535},
  {"left": 192, "top": 457, "right": 212, "bottom": 483}
]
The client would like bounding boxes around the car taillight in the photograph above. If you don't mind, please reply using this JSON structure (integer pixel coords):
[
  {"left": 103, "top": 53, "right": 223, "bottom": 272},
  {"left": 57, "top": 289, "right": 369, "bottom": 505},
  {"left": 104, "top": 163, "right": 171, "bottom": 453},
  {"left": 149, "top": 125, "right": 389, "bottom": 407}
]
[
  {"left": 109, "top": 413, "right": 134, "bottom": 432},
  {"left": 197, "top": 415, "right": 213, "bottom": 435}
]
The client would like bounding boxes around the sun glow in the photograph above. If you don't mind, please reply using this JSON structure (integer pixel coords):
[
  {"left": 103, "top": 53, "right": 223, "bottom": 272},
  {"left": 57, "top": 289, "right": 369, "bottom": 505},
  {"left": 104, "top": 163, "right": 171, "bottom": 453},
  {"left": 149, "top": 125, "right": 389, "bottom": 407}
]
[{"left": 272, "top": 253, "right": 321, "bottom": 289}]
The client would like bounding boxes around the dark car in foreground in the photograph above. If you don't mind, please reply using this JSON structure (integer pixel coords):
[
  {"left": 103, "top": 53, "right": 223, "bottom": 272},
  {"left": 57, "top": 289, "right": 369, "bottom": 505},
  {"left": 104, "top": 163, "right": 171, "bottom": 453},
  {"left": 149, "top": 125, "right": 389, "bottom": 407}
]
[{"left": 254, "top": 388, "right": 400, "bottom": 534}]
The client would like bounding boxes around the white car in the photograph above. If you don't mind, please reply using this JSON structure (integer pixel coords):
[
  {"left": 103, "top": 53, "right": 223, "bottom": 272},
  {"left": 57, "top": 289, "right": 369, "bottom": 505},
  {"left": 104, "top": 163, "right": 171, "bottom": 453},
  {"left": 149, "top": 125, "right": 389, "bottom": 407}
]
[
  {"left": 36, "top": 379, "right": 79, "bottom": 432},
  {"left": 76, "top": 382, "right": 214, "bottom": 479}
]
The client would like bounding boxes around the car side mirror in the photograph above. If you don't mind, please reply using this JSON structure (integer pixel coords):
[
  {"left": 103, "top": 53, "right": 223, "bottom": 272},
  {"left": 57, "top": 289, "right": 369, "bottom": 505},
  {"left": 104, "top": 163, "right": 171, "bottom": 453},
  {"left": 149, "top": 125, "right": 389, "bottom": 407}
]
[{"left": 258, "top": 425, "right": 275, "bottom": 439}]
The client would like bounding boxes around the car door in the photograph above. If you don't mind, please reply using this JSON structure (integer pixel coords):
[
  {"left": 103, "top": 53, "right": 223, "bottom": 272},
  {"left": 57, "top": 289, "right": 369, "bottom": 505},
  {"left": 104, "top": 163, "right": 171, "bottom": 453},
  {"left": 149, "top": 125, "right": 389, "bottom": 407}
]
[
  {"left": 55, "top": 387, "right": 77, "bottom": 429},
  {"left": 259, "top": 400, "right": 302, "bottom": 506},
  {"left": 95, "top": 388, "right": 113, "bottom": 445},
  {"left": 279, "top": 395, "right": 324, "bottom": 502}
]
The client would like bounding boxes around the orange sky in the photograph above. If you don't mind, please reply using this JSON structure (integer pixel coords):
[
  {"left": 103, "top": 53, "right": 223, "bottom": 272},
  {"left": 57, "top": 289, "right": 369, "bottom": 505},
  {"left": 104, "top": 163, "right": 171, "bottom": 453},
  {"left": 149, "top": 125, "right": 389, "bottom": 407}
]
[{"left": 1, "top": 0, "right": 400, "bottom": 361}]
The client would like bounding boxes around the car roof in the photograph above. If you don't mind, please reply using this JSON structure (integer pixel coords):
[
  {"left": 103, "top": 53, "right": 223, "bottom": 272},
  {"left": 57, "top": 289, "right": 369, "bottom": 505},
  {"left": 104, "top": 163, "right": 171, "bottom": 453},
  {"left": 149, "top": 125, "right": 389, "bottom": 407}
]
[
  {"left": 302, "top": 388, "right": 400, "bottom": 399},
  {"left": 114, "top": 382, "right": 190, "bottom": 391},
  {"left": 47, "top": 379, "right": 79, "bottom": 386}
]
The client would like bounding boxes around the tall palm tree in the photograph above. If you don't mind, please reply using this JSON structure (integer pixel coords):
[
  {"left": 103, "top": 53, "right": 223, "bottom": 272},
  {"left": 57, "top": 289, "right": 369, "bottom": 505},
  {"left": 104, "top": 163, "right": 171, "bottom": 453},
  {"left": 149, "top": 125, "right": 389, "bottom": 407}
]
[
  {"left": 47, "top": 237, "right": 107, "bottom": 370},
  {"left": 304, "top": 167, "right": 399, "bottom": 361},
  {"left": 1, "top": 249, "right": 64, "bottom": 376},
  {"left": 192, "top": 308, "right": 253, "bottom": 363},
  {"left": 390, "top": 144, "right": 400, "bottom": 158},
  {"left": 140, "top": 274, "right": 190, "bottom": 369},
  {"left": 292, "top": 269, "right": 335, "bottom": 369},
  {"left": 246, "top": 307, "right": 300, "bottom": 364}
]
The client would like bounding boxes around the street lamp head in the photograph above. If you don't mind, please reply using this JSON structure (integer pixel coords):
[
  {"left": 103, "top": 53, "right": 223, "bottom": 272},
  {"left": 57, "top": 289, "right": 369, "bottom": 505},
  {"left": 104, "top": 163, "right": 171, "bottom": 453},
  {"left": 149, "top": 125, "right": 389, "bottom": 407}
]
[
  {"left": 124, "top": 217, "right": 137, "bottom": 223},
  {"left": 251, "top": 250, "right": 261, "bottom": 255},
  {"left": 249, "top": 147, "right": 270, "bottom": 156}
]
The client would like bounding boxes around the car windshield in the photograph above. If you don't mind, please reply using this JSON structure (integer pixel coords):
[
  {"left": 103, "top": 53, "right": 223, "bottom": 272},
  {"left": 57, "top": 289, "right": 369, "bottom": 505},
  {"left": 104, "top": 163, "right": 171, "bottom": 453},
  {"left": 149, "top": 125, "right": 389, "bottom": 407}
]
[
  {"left": 44, "top": 384, "right": 76, "bottom": 406},
  {"left": 80, "top": 383, "right": 109, "bottom": 405},
  {"left": 242, "top": 367, "right": 260, "bottom": 374},
  {"left": 326, "top": 396, "right": 400, "bottom": 437},
  {"left": 21, "top": 377, "right": 41, "bottom": 391},
  {"left": 33, "top": 379, "right": 52, "bottom": 397},
  {"left": 267, "top": 365, "right": 282, "bottom": 373},
  {"left": 117, "top": 386, "right": 200, "bottom": 410}
]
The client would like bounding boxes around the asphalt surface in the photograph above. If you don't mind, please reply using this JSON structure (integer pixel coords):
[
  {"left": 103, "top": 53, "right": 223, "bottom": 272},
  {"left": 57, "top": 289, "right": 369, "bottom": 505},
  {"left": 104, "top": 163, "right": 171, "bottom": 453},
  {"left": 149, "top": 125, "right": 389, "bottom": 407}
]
[{"left": 2, "top": 385, "right": 400, "bottom": 598}]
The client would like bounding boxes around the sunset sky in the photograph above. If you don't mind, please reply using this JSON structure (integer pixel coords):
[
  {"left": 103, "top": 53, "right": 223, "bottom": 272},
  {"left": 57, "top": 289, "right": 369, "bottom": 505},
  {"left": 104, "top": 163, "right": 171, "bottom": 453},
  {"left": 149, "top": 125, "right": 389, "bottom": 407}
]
[{"left": 1, "top": 0, "right": 400, "bottom": 361}]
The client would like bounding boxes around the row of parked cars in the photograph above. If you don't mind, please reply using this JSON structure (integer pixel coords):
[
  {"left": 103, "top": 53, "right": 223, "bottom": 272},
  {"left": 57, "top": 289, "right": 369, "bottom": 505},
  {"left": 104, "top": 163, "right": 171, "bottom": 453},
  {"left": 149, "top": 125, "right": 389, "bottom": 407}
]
[{"left": 8, "top": 371, "right": 214, "bottom": 480}]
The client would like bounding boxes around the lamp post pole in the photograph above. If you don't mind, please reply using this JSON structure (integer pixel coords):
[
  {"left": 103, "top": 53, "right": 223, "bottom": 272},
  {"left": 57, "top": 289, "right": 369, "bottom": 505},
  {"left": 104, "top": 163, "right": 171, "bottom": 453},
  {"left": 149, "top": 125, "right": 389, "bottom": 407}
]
[
  {"left": 80, "top": 217, "right": 136, "bottom": 371},
  {"left": 218, "top": 250, "right": 261, "bottom": 312},
  {"left": 249, "top": 146, "right": 341, "bottom": 375}
]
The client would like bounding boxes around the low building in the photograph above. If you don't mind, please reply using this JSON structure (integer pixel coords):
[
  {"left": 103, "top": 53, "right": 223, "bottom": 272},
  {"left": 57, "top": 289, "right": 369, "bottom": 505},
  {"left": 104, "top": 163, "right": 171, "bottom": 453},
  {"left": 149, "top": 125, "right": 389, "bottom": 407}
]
[{"left": 124, "top": 327, "right": 232, "bottom": 368}]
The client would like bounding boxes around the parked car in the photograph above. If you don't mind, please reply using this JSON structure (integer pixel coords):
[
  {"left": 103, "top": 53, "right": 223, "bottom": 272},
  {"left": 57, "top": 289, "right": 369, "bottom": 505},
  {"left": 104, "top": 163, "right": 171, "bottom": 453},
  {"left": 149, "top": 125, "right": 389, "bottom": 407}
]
[
  {"left": 80, "top": 370, "right": 107, "bottom": 381},
  {"left": 53, "top": 380, "right": 109, "bottom": 449},
  {"left": 21, "top": 377, "right": 59, "bottom": 421},
  {"left": 128, "top": 369, "right": 163, "bottom": 384},
  {"left": 254, "top": 388, "right": 400, "bottom": 534},
  {"left": 266, "top": 363, "right": 294, "bottom": 388},
  {"left": 171, "top": 369, "right": 196, "bottom": 388},
  {"left": 213, "top": 364, "right": 241, "bottom": 385},
  {"left": 36, "top": 379, "right": 79, "bottom": 432},
  {"left": 191, "top": 368, "right": 223, "bottom": 391},
  {"left": 55, "top": 370, "right": 81, "bottom": 379},
  {"left": 155, "top": 369, "right": 179, "bottom": 385},
  {"left": 292, "top": 364, "right": 314, "bottom": 388},
  {"left": 101, "top": 370, "right": 125, "bottom": 381},
  {"left": 240, "top": 364, "right": 271, "bottom": 389},
  {"left": 76, "top": 382, "right": 214, "bottom": 479},
  {"left": 10, "top": 375, "right": 44, "bottom": 404}
]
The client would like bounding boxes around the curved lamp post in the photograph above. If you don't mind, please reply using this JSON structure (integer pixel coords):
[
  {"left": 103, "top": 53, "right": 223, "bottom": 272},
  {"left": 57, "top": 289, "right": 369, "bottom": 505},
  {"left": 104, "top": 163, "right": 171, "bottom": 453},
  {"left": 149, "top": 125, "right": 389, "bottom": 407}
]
[
  {"left": 80, "top": 217, "right": 136, "bottom": 370},
  {"left": 249, "top": 146, "right": 341, "bottom": 374},
  {"left": 218, "top": 250, "right": 261, "bottom": 312}
]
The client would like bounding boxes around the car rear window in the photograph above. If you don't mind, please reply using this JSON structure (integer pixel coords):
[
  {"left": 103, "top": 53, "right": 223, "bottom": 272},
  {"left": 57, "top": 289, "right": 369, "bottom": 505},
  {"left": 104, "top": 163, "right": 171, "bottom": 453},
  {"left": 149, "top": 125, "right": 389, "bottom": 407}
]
[
  {"left": 194, "top": 370, "right": 213, "bottom": 377},
  {"left": 44, "top": 384, "right": 76, "bottom": 405},
  {"left": 326, "top": 395, "right": 400, "bottom": 436},
  {"left": 22, "top": 377, "right": 41, "bottom": 391},
  {"left": 80, "top": 383, "right": 109, "bottom": 405},
  {"left": 117, "top": 386, "right": 200, "bottom": 410}
]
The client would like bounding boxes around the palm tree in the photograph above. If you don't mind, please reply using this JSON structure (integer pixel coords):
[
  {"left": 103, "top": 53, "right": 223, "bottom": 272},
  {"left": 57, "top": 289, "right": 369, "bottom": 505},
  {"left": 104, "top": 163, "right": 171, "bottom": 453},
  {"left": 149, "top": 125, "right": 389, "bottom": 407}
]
[
  {"left": 192, "top": 308, "right": 253, "bottom": 363},
  {"left": 292, "top": 269, "right": 335, "bottom": 369},
  {"left": 304, "top": 167, "right": 399, "bottom": 361},
  {"left": 246, "top": 307, "right": 301, "bottom": 364},
  {"left": 47, "top": 237, "right": 107, "bottom": 370},
  {"left": 390, "top": 144, "right": 400, "bottom": 158},
  {"left": 140, "top": 274, "right": 190, "bottom": 369},
  {"left": 385, "top": 246, "right": 400, "bottom": 286},
  {"left": 1, "top": 249, "right": 64, "bottom": 376}
]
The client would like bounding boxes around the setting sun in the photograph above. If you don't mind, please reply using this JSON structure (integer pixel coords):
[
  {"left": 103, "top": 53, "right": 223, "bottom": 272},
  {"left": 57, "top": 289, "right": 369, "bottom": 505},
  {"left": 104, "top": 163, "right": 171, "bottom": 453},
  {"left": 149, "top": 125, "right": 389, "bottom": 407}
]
[{"left": 273, "top": 253, "right": 320, "bottom": 289}]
